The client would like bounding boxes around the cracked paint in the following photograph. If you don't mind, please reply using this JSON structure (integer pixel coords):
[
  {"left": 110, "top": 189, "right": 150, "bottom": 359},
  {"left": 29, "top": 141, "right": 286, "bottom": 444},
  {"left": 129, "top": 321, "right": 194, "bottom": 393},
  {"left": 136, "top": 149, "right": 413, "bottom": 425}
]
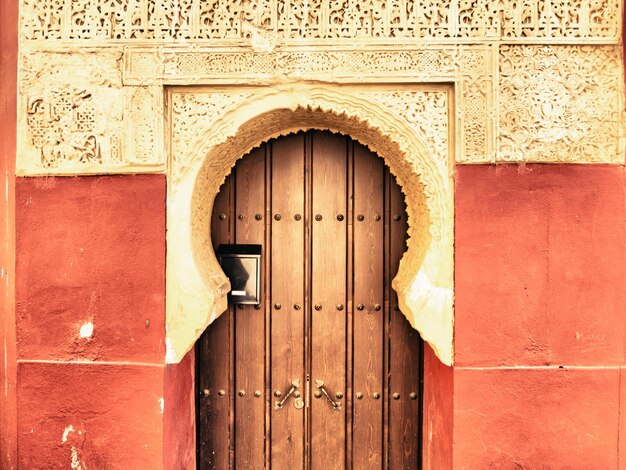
[
  {"left": 61, "top": 425, "right": 74, "bottom": 443},
  {"left": 79, "top": 322, "right": 93, "bottom": 339}
]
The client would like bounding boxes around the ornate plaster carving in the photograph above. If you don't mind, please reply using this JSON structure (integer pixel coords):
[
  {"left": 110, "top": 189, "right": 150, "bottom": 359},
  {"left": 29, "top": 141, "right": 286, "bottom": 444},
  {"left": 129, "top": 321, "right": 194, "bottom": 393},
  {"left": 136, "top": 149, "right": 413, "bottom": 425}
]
[
  {"left": 133, "top": 44, "right": 496, "bottom": 163},
  {"left": 17, "top": 49, "right": 165, "bottom": 175},
  {"left": 18, "top": 42, "right": 623, "bottom": 175},
  {"left": 21, "top": 0, "right": 621, "bottom": 41},
  {"left": 498, "top": 45, "right": 625, "bottom": 163},
  {"left": 166, "top": 85, "right": 454, "bottom": 365}
]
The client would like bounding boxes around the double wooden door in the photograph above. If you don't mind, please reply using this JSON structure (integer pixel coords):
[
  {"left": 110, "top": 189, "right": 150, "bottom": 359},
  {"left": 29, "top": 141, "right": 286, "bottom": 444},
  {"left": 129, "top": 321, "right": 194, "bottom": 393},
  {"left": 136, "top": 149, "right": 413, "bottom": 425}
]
[{"left": 197, "top": 131, "right": 423, "bottom": 469}]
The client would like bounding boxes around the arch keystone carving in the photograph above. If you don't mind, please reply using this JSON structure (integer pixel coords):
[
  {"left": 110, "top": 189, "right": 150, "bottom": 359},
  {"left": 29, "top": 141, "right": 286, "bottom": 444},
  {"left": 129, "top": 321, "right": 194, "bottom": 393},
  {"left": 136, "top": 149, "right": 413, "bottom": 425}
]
[{"left": 166, "top": 84, "right": 454, "bottom": 365}]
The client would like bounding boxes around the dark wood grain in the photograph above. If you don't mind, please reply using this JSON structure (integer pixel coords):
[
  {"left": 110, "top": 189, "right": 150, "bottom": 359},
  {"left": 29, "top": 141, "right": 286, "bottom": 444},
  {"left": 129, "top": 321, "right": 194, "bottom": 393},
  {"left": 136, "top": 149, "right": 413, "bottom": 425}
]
[
  {"left": 270, "top": 134, "right": 306, "bottom": 468},
  {"left": 389, "top": 175, "right": 422, "bottom": 469},
  {"left": 352, "top": 143, "right": 385, "bottom": 469},
  {"left": 197, "top": 176, "right": 232, "bottom": 469},
  {"left": 234, "top": 146, "right": 267, "bottom": 468}
]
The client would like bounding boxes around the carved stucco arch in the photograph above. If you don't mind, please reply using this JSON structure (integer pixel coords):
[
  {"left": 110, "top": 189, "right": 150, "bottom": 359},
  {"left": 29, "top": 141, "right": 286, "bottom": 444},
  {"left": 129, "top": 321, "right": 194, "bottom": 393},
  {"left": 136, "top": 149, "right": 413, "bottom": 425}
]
[{"left": 166, "top": 85, "right": 453, "bottom": 365}]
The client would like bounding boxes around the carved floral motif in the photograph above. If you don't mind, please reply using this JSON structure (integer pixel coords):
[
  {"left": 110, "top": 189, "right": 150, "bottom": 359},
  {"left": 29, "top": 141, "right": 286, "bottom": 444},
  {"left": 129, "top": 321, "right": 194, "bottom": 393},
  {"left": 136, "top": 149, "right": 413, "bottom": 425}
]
[
  {"left": 21, "top": 0, "right": 621, "bottom": 41},
  {"left": 171, "top": 88, "right": 449, "bottom": 180},
  {"left": 498, "top": 45, "right": 624, "bottom": 163},
  {"left": 171, "top": 91, "right": 258, "bottom": 181},
  {"left": 364, "top": 91, "right": 449, "bottom": 164},
  {"left": 141, "top": 46, "right": 493, "bottom": 162}
]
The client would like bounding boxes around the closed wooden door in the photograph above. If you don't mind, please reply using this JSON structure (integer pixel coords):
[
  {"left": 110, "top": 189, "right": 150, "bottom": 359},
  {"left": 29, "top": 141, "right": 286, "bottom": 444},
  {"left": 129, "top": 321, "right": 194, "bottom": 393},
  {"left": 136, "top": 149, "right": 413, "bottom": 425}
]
[{"left": 197, "top": 131, "right": 423, "bottom": 469}]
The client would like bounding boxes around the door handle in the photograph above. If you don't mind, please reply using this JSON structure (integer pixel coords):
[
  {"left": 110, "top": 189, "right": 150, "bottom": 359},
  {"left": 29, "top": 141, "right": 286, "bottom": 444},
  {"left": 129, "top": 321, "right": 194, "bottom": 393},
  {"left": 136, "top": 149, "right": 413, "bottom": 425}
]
[
  {"left": 314, "top": 379, "right": 341, "bottom": 410},
  {"left": 274, "top": 379, "right": 300, "bottom": 410}
]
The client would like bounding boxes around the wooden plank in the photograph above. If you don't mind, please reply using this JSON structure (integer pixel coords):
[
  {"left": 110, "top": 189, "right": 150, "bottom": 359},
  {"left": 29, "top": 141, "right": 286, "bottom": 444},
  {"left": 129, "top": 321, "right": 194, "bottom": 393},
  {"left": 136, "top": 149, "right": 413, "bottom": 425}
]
[
  {"left": 270, "top": 133, "right": 306, "bottom": 468},
  {"left": 388, "top": 174, "right": 422, "bottom": 469},
  {"left": 304, "top": 132, "right": 313, "bottom": 470},
  {"left": 352, "top": 143, "right": 385, "bottom": 469},
  {"left": 344, "top": 140, "right": 354, "bottom": 469},
  {"left": 197, "top": 176, "right": 232, "bottom": 469},
  {"left": 227, "top": 177, "right": 236, "bottom": 469},
  {"left": 310, "top": 132, "right": 348, "bottom": 470},
  {"left": 234, "top": 146, "right": 267, "bottom": 468},
  {"left": 382, "top": 170, "right": 392, "bottom": 469},
  {"left": 263, "top": 138, "right": 272, "bottom": 468}
]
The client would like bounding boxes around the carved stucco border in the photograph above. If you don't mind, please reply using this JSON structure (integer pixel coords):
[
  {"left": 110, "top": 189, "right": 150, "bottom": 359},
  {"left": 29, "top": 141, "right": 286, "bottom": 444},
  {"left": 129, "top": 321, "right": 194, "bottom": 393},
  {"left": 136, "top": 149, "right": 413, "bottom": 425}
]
[
  {"left": 127, "top": 44, "right": 496, "bottom": 164},
  {"left": 166, "top": 84, "right": 454, "bottom": 365}
]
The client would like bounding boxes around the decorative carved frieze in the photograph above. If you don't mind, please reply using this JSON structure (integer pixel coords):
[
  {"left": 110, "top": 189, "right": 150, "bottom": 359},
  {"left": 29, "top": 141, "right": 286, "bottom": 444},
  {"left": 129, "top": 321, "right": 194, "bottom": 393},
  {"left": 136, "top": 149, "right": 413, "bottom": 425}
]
[
  {"left": 18, "top": 42, "right": 625, "bottom": 173},
  {"left": 21, "top": 0, "right": 622, "bottom": 42},
  {"left": 161, "top": 46, "right": 493, "bottom": 164},
  {"left": 498, "top": 45, "right": 625, "bottom": 163},
  {"left": 156, "top": 48, "right": 460, "bottom": 80}
]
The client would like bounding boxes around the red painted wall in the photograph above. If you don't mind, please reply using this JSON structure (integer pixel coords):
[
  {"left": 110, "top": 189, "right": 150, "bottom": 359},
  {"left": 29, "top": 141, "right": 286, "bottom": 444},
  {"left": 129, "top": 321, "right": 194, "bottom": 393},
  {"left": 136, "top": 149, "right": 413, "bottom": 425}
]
[
  {"left": 15, "top": 175, "right": 168, "bottom": 468},
  {"left": 422, "top": 344, "right": 453, "bottom": 469},
  {"left": 164, "top": 349, "right": 196, "bottom": 470},
  {"left": 454, "top": 164, "right": 626, "bottom": 468},
  {"left": 16, "top": 176, "right": 166, "bottom": 362},
  {"left": 0, "top": 0, "right": 18, "bottom": 467},
  {"left": 11, "top": 166, "right": 626, "bottom": 468}
]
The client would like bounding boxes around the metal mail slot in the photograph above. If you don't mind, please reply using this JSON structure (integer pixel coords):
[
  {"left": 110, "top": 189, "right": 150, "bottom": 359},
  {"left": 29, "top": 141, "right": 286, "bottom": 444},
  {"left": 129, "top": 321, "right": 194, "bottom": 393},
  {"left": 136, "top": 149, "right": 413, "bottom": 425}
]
[{"left": 217, "top": 244, "right": 262, "bottom": 305}]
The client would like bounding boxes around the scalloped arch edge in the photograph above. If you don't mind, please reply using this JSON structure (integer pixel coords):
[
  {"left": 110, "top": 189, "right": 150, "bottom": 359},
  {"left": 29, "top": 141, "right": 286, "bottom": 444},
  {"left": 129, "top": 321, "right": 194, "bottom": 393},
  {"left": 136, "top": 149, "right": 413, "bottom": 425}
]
[{"left": 165, "top": 84, "right": 454, "bottom": 366}]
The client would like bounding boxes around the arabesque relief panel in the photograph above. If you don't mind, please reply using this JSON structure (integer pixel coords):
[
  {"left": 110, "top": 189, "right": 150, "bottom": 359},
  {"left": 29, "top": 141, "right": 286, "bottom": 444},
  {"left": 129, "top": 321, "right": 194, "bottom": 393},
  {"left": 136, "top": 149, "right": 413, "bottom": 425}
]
[
  {"left": 498, "top": 45, "right": 625, "bottom": 163},
  {"left": 18, "top": 49, "right": 165, "bottom": 175}
]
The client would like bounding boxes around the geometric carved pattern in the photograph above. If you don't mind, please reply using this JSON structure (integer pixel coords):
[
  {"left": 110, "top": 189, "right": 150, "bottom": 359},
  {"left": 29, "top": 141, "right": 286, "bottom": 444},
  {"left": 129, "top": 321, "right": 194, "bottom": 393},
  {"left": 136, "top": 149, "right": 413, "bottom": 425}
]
[
  {"left": 498, "top": 45, "right": 625, "bottom": 163},
  {"left": 22, "top": 0, "right": 622, "bottom": 41},
  {"left": 17, "top": 50, "right": 164, "bottom": 175},
  {"left": 27, "top": 89, "right": 103, "bottom": 167}
]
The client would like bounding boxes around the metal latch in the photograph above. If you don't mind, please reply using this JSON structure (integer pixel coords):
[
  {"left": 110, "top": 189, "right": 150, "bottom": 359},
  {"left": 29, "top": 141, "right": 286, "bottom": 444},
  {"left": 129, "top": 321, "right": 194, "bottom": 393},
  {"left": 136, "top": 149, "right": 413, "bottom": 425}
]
[
  {"left": 274, "top": 379, "right": 300, "bottom": 410},
  {"left": 315, "top": 379, "right": 341, "bottom": 410}
]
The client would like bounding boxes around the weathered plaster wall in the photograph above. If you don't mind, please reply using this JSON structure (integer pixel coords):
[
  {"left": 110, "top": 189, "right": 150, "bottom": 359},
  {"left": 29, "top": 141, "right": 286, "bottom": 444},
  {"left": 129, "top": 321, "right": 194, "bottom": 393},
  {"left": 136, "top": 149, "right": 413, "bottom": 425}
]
[
  {"left": 454, "top": 164, "right": 626, "bottom": 467},
  {"left": 0, "top": 0, "right": 18, "bottom": 467},
  {"left": 422, "top": 344, "right": 453, "bottom": 470},
  {"left": 18, "top": 363, "right": 165, "bottom": 469},
  {"left": 164, "top": 350, "right": 196, "bottom": 470},
  {"left": 16, "top": 176, "right": 166, "bottom": 362},
  {"left": 15, "top": 175, "right": 168, "bottom": 468}
]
